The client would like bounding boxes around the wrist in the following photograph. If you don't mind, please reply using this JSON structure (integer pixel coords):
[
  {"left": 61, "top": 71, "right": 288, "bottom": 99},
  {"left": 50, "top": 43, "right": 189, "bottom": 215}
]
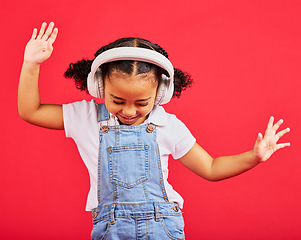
[
  {"left": 22, "top": 60, "right": 41, "bottom": 70},
  {"left": 250, "top": 149, "right": 262, "bottom": 164}
]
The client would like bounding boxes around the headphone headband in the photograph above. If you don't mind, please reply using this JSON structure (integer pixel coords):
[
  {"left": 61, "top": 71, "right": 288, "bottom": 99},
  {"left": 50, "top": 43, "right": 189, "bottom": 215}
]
[{"left": 87, "top": 47, "right": 174, "bottom": 104}]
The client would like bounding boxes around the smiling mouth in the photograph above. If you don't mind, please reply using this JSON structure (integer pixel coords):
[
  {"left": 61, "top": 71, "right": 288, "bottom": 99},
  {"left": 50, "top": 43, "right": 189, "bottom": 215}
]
[{"left": 117, "top": 114, "right": 140, "bottom": 124}]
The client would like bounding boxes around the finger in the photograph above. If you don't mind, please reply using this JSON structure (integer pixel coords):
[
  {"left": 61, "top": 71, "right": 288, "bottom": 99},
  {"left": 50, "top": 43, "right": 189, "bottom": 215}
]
[
  {"left": 257, "top": 132, "right": 263, "bottom": 141},
  {"left": 255, "top": 132, "right": 263, "bottom": 146},
  {"left": 275, "top": 127, "right": 290, "bottom": 142},
  {"left": 37, "top": 22, "right": 47, "bottom": 39},
  {"left": 42, "top": 22, "right": 55, "bottom": 40},
  {"left": 47, "top": 27, "right": 58, "bottom": 46},
  {"left": 272, "top": 119, "right": 284, "bottom": 133},
  {"left": 264, "top": 116, "right": 274, "bottom": 136},
  {"left": 276, "top": 142, "right": 291, "bottom": 150},
  {"left": 31, "top": 28, "right": 38, "bottom": 39}
]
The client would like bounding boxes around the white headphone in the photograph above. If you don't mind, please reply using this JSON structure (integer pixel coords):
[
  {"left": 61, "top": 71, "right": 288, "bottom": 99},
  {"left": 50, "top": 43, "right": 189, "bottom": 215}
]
[{"left": 87, "top": 47, "right": 174, "bottom": 105}]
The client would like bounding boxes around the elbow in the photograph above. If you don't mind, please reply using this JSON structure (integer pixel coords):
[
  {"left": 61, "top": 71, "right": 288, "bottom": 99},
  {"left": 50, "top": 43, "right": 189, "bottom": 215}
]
[
  {"left": 18, "top": 100, "right": 27, "bottom": 121},
  {"left": 18, "top": 101, "right": 38, "bottom": 123},
  {"left": 18, "top": 107, "right": 27, "bottom": 121},
  {"left": 201, "top": 170, "right": 228, "bottom": 182},
  {"left": 204, "top": 173, "right": 234, "bottom": 182},
  {"left": 203, "top": 175, "right": 223, "bottom": 182},
  {"left": 18, "top": 107, "right": 34, "bottom": 124},
  {"left": 206, "top": 177, "right": 224, "bottom": 182},
  {"left": 18, "top": 110, "right": 31, "bottom": 123}
]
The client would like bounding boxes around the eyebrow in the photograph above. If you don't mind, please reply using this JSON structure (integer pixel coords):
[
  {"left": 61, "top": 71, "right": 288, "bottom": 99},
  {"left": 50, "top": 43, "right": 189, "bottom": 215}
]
[{"left": 110, "top": 94, "right": 151, "bottom": 102}]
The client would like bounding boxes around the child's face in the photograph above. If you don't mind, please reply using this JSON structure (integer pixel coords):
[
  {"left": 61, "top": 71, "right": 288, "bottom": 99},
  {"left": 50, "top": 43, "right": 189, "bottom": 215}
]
[{"left": 104, "top": 70, "right": 158, "bottom": 125}]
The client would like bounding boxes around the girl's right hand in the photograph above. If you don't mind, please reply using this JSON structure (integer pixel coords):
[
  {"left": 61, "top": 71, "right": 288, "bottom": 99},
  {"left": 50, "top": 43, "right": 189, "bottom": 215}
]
[{"left": 24, "top": 22, "right": 58, "bottom": 65}]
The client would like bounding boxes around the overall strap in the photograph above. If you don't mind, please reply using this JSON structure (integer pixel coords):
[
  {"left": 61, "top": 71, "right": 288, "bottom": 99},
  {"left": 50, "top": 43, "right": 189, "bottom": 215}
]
[{"left": 98, "top": 103, "right": 110, "bottom": 122}]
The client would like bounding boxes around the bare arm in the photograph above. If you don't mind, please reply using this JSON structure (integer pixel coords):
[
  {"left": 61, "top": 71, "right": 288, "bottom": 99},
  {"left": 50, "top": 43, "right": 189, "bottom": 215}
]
[
  {"left": 18, "top": 22, "right": 63, "bottom": 130},
  {"left": 179, "top": 117, "right": 290, "bottom": 181}
]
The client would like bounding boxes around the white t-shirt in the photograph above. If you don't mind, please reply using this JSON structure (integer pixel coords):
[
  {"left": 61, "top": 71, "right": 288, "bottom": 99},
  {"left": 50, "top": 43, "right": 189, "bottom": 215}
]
[{"left": 63, "top": 100, "right": 196, "bottom": 211}]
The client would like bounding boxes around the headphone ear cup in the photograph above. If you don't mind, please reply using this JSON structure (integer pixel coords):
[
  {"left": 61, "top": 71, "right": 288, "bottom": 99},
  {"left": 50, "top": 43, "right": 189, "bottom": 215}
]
[
  {"left": 87, "top": 72, "right": 98, "bottom": 98},
  {"left": 87, "top": 68, "right": 104, "bottom": 98},
  {"left": 155, "top": 74, "right": 169, "bottom": 105},
  {"left": 96, "top": 69, "right": 105, "bottom": 98}
]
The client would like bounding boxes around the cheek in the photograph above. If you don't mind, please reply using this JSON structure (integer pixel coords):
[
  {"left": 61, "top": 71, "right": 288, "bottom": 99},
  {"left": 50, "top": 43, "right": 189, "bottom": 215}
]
[
  {"left": 140, "top": 104, "right": 155, "bottom": 116},
  {"left": 105, "top": 101, "right": 119, "bottom": 115}
]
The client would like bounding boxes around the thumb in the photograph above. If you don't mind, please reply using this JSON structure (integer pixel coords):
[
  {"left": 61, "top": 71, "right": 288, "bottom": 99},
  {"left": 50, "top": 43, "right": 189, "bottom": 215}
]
[
  {"left": 255, "top": 132, "right": 263, "bottom": 147},
  {"left": 257, "top": 132, "right": 263, "bottom": 141}
]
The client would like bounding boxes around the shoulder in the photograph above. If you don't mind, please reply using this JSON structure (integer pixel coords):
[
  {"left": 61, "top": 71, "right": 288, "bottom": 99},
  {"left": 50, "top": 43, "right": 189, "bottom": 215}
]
[
  {"left": 150, "top": 106, "right": 196, "bottom": 159},
  {"left": 63, "top": 99, "right": 98, "bottom": 119},
  {"left": 149, "top": 105, "right": 189, "bottom": 131},
  {"left": 149, "top": 105, "right": 180, "bottom": 126},
  {"left": 63, "top": 100, "right": 99, "bottom": 138}
]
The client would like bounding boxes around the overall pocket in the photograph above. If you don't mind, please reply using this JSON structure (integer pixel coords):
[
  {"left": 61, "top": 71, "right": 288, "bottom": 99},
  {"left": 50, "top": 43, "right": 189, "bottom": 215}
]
[
  {"left": 91, "top": 219, "right": 111, "bottom": 240},
  {"left": 160, "top": 214, "right": 185, "bottom": 240},
  {"left": 108, "top": 145, "right": 149, "bottom": 188},
  {"left": 91, "top": 211, "right": 111, "bottom": 240}
]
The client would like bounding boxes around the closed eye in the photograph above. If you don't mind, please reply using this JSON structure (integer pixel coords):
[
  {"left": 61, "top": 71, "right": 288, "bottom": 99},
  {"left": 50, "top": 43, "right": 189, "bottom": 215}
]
[
  {"left": 137, "top": 102, "right": 149, "bottom": 107},
  {"left": 113, "top": 101, "right": 124, "bottom": 105}
]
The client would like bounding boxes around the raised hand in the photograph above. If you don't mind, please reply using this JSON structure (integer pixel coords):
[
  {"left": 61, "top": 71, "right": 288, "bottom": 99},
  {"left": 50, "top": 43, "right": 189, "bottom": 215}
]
[
  {"left": 253, "top": 116, "right": 290, "bottom": 162},
  {"left": 24, "top": 22, "right": 58, "bottom": 65}
]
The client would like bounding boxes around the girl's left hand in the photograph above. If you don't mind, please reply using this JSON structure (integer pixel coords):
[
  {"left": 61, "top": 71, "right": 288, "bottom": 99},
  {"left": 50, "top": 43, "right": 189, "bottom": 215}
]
[
  {"left": 253, "top": 116, "right": 290, "bottom": 162},
  {"left": 24, "top": 22, "right": 58, "bottom": 65}
]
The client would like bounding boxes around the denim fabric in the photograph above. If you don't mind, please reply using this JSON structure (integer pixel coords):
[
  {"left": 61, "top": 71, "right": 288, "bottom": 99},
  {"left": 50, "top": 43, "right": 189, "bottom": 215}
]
[{"left": 91, "top": 103, "right": 185, "bottom": 240}]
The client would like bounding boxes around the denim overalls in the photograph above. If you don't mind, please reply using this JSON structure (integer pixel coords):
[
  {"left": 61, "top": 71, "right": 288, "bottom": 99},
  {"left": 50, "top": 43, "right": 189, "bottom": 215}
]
[{"left": 91, "top": 103, "right": 185, "bottom": 240}]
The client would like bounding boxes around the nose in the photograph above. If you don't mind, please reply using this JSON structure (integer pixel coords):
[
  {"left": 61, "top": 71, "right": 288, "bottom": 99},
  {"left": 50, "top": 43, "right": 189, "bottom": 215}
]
[{"left": 122, "top": 105, "right": 136, "bottom": 116}]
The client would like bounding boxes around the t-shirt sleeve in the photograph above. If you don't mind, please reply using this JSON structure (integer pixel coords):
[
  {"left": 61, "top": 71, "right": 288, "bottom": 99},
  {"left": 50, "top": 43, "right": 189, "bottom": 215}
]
[
  {"left": 63, "top": 100, "right": 97, "bottom": 140},
  {"left": 169, "top": 116, "right": 196, "bottom": 160}
]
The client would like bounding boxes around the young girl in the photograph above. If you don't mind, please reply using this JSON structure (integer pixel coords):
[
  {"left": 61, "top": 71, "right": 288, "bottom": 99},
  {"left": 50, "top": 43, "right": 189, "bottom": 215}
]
[{"left": 18, "top": 22, "right": 290, "bottom": 240}]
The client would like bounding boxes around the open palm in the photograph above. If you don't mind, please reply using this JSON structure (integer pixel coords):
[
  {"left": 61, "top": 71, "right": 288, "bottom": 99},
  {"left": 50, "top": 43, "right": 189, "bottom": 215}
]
[
  {"left": 254, "top": 117, "right": 290, "bottom": 162},
  {"left": 24, "top": 22, "right": 58, "bottom": 64}
]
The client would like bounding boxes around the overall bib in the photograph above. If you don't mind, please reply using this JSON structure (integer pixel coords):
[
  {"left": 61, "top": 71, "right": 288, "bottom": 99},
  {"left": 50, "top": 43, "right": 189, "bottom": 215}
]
[{"left": 91, "top": 103, "right": 185, "bottom": 240}]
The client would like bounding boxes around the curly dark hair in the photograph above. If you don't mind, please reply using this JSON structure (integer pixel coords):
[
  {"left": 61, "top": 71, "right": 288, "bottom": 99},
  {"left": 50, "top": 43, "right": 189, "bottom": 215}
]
[{"left": 64, "top": 37, "right": 193, "bottom": 98}]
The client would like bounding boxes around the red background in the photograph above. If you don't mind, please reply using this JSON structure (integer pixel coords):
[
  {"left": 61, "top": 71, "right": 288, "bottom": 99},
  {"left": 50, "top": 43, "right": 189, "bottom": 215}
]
[{"left": 1, "top": 0, "right": 300, "bottom": 239}]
